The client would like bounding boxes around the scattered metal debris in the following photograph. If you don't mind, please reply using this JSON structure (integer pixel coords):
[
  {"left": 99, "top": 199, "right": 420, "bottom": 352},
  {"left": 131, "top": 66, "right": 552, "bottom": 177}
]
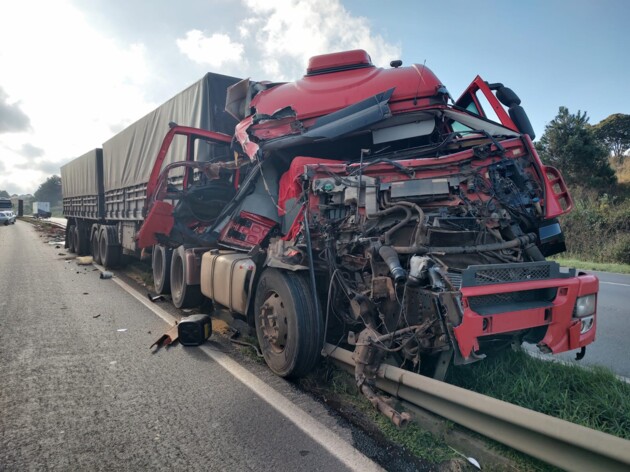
[
  {"left": 150, "top": 323, "right": 179, "bottom": 350},
  {"left": 147, "top": 293, "right": 165, "bottom": 302}
]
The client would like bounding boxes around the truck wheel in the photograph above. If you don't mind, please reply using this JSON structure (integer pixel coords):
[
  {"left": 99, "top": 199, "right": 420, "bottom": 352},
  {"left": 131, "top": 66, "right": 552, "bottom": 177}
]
[
  {"left": 67, "top": 225, "right": 76, "bottom": 253},
  {"left": 170, "top": 246, "right": 202, "bottom": 308},
  {"left": 254, "top": 269, "right": 323, "bottom": 378},
  {"left": 74, "top": 226, "right": 89, "bottom": 256},
  {"left": 91, "top": 230, "right": 102, "bottom": 264},
  {"left": 99, "top": 226, "right": 121, "bottom": 269},
  {"left": 153, "top": 244, "right": 172, "bottom": 294}
]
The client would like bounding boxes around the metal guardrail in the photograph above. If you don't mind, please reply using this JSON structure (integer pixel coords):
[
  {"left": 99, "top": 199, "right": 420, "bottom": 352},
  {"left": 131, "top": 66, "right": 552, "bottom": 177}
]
[{"left": 323, "top": 343, "right": 630, "bottom": 472}]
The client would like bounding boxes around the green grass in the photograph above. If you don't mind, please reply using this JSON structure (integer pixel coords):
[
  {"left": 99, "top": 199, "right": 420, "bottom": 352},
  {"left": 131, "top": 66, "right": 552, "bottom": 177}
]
[
  {"left": 551, "top": 256, "right": 630, "bottom": 274},
  {"left": 447, "top": 349, "right": 630, "bottom": 440}
]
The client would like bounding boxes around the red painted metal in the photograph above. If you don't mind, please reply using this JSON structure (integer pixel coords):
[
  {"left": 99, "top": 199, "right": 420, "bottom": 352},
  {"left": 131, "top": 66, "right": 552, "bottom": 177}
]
[
  {"left": 453, "top": 273, "right": 598, "bottom": 359},
  {"left": 455, "top": 75, "right": 518, "bottom": 131},
  {"left": 307, "top": 49, "right": 372, "bottom": 75},
  {"left": 218, "top": 211, "right": 278, "bottom": 250},
  {"left": 145, "top": 126, "right": 232, "bottom": 204},
  {"left": 250, "top": 57, "right": 444, "bottom": 123},
  {"left": 136, "top": 201, "right": 174, "bottom": 248}
]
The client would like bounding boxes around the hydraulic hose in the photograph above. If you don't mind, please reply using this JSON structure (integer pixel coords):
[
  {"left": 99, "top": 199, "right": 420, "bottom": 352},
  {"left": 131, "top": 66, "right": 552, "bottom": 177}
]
[{"left": 371, "top": 205, "right": 412, "bottom": 245}]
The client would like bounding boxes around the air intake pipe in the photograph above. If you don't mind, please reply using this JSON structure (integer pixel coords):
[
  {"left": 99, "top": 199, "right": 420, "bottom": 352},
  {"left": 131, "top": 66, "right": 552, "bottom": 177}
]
[{"left": 378, "top": 244, "right": 407, "bottom": 284}]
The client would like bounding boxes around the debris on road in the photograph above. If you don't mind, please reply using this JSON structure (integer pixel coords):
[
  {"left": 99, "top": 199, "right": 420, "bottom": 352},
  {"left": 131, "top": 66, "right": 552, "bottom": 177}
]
[
  {"left": 100, "top": 271, "right": 113, "bottom": 279},
  {"left": 150, "top": 323, "right": 179, "bottom": 350},
  {"left": 147, "top": 293, "right": 165, "bottom": 303},
  {"left": 76, "top": 256, "right": 93, "bottom": 265},
  {"left": 178, "top": 314, "right": 212, "bottom": 346}
]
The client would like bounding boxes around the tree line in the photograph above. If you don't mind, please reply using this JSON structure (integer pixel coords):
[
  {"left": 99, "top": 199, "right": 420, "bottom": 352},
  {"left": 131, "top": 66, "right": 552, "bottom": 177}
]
[{"left": 536, "top": 110, "right": 630, "bottom": 192}]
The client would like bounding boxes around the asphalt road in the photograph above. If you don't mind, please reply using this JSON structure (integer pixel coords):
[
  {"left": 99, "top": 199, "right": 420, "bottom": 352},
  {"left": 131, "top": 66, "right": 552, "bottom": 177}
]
[{"left": 0, "top": 221, "right": 397, "bottom": 471}]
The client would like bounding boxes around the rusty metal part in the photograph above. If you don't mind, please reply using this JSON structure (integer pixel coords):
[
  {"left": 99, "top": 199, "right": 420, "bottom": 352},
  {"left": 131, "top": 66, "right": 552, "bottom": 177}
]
[
  {"left": 371, "top": 276, "right": 396, "bottom": 301},
  {"left": 360, "top": 383, "right": 411, "bottom": 428},
  {"left": 324, "top": 343, "right": 630, "bottom": 472},
  {"left": 352, "top": 328, "right": 412, "bottom": 428},
  {"left": 259, "top": 292, "right": 288, "bottom": 353},
  {"left": 150, "top": 323, "right": 179, "bottom": 350}
]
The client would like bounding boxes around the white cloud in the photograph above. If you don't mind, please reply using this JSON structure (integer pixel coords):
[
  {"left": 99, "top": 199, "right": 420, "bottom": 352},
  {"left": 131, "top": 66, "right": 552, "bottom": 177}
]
[
  {"left": 240, "top": 0, "right": 401, "bottom": 80},
  {"left": 0, "top": 0, "right": 156, "bottom": 194},
  {"left": 175, "top": 0, "right": 401, "bottom": 82},
  {"left": 176, "top": 30, "right": 245, "bottom": 68}
]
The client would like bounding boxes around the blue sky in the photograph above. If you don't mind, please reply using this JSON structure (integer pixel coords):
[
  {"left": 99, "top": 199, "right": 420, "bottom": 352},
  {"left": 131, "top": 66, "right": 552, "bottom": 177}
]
[
  {"left": 342, "top": 0, "right": 629, "bottom": 139},
  {"left": 0, "top": 0, "right": 628, "bottom": 194}
]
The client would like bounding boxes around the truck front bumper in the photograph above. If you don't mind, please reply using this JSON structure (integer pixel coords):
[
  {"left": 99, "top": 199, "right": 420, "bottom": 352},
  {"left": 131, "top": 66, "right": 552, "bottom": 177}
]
[{"left": 453, "top": 272, "right": 598, "bottom": 360}]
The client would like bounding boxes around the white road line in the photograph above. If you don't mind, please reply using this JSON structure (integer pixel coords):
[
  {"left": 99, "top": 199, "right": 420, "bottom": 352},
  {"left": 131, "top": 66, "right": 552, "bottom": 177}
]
[
  {"left": 105, "top": 265, "right": 383, "bottom": 472},
  {"left": 600, "top": 281, "right": 630, "bottom": 287}
]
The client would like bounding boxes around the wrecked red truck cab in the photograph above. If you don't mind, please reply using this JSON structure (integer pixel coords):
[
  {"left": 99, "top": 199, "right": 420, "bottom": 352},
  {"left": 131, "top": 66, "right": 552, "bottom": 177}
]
[{"left": 138, "top": 50, "right": 598, "bottom": 393}]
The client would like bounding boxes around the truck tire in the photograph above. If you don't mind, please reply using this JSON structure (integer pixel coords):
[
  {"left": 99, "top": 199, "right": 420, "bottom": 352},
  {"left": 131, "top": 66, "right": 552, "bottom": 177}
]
[
  {"left": 91, "top": 229, "right": 102, "bottom": 264},
  {"left": 67, "top": 225, "right": 76, "bottom": 253},
  {"left": 99, "top": 226, "right": 121, "bottom": 269},
  {"left": 254, "top": 269, "right": 323, "bottom": 379},
  {"left": 74, "top": 226, "right": 89, "bottom": 256},
  {"left": 170, "top": 245, "right": 202, "bottom": 308},
  {"left": 152, "top": 244, "right": 172, "bottom": 294}
]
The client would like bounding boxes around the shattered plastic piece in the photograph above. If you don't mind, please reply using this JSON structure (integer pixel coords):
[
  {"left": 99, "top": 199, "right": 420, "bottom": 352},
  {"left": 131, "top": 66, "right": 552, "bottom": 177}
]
[
  {"left": 448, "top": 447, "right": 481, "bottom": 470},
  {"left": 117, "top": 329, "right": 127, "bottom": 332}
]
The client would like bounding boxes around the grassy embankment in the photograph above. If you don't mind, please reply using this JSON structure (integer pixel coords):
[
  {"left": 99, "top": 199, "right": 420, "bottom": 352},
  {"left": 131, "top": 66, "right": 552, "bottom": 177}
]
[{"left": 556, "top": 159, "right": 630, "bottom": 273}]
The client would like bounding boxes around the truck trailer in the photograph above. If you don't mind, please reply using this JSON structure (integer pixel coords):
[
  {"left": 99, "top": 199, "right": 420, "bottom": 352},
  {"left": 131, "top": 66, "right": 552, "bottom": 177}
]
[
  {"left": 63, "top": 50, "right": 598, "bottom": 421},
  {"left": 32, "top": 201, "right": 51, "bottom": 219},
  {"left": 61, "top": 73, "right": 240, "bottom": 265}
]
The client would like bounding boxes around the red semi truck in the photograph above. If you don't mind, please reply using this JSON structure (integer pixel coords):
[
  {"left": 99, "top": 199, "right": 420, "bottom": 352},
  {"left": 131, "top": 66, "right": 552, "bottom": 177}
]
[{"left": 63, "top": 50, "right": 598, "bottom": 413}]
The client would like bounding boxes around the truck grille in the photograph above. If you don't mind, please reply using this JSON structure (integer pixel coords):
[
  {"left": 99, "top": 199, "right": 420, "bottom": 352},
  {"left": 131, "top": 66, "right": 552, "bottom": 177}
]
[
  {"left": 473, "top": 265, "right": 551, "bottom": 285},
  {"left": 461, "top": 261, "right": 574, "bottom": 288}
]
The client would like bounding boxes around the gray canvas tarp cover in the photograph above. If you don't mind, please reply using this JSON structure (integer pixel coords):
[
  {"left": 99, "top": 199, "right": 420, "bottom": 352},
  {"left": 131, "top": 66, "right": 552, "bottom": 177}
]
[
  {"left": 61, "top": 148, "right": 102, "bottom": 198},
  {"left": 102, "top": 73, "right": 240, "bottom": 192}
]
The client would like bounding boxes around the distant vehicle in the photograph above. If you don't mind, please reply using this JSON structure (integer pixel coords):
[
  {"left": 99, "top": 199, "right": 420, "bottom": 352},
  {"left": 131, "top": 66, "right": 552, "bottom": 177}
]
[
  {"left": 32, "top": 201, "right": 51, "bottom": 218},
  {"left": 0, "top": 210, "right": 16, "bottom": 225},
  {"left": 0, "top": 197, "right": 12, "bottom": 212}
]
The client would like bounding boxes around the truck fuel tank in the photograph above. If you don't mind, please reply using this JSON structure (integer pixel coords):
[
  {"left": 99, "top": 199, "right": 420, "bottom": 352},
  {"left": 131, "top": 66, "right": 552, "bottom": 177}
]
[{"left": 200, "top": 251, "right": 256, "bottom": 315}]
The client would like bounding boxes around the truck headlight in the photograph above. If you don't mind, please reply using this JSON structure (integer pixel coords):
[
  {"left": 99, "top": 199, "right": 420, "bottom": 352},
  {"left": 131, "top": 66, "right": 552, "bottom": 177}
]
[
  {"left": 580, "top": 315, "right": 594, "bottom": 334},
  {"left": 574, "top": 294, "right": 596, "bottom": 317}
]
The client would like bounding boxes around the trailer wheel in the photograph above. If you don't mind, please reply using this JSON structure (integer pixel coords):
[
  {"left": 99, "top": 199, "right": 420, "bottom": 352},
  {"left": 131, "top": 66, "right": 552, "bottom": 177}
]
[
  {"left": 152, "top": 244, "right": 172, "bottom": 294},
  {"left": 254, "top": 269, "right": 323, "bottom": 379},
  {"left": 91, "top": 229, "right": 102, "bottom": 264},
  {"left": 67, "top": 225, "right": 76, "bottom": 253},
  {"left": 99, "top": 226, "right": 121, "bottom": 269},
  {"left": 74, "top": 226, "right": 90, "bottom": 256},
  {"left": 170, "top": 246, "right": 202, "bottom": 308}
]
